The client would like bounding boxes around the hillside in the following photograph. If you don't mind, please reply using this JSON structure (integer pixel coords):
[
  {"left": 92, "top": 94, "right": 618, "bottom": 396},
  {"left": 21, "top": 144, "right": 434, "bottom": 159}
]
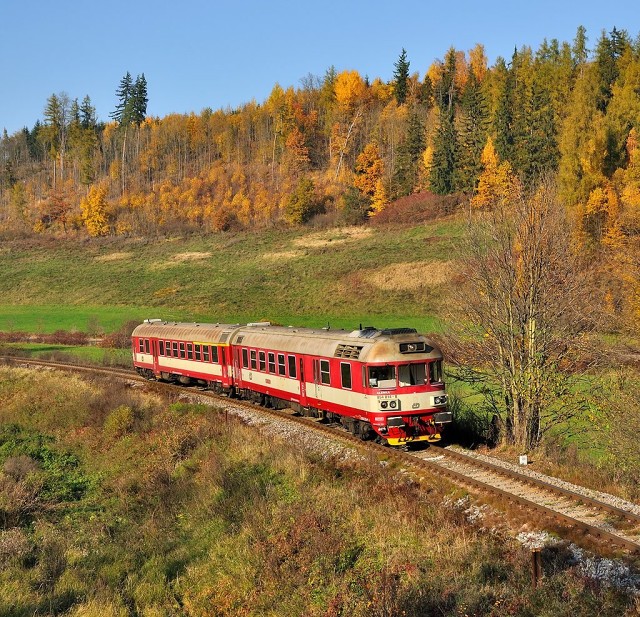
[{"left": 0, "top": 217, "right": 462, "bottom": 334}]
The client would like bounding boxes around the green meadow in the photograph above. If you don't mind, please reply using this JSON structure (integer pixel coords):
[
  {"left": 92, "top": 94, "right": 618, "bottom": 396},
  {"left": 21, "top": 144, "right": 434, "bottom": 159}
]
[{"left": 0, "top": 221, "right": 462, "bottom": 334}]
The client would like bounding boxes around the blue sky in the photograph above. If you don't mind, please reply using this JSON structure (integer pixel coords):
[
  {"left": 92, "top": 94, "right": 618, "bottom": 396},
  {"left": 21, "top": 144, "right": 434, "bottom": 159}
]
[{"left": 1, "top": 0, "right": 638, "bottom": 136}]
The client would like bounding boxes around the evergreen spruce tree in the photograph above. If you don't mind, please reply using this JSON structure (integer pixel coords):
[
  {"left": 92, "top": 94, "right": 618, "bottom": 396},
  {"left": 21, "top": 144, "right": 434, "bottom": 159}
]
[
  {"left": 494, "top": 56, "right": 515, "bottom": 164},
  {"left": 572, "top": 25, "right": 589, "bottom": 70},
  {"left": 393, "top": 48, "right": 410, "bottom": 105},
  {"left": 429, "top": 48, "right": 459, "bottom": 194},
  {"left": 429, "top": 107, "right": 457, "bottom": 194},
  {"left": 110, "top": 72, "right": 133, "bottom": 125},
  {"left": 131, "top": 74, "right": 148, "bottom": 126},
  {"left": 392, "top": 112, "right": 425, "bottom": 197},
  {"left": 456, "top": 69, "right": 490, "bottom": 192}
]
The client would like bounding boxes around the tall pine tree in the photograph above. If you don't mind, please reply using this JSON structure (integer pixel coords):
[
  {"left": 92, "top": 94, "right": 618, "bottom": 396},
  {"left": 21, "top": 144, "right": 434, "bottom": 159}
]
[{"left": 393, "top": 49, "right": 410, "bottom": 105}]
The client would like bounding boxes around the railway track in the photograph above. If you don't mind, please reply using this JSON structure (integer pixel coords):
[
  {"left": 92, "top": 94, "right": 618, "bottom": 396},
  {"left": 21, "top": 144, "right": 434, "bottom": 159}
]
[{"left": 4, "top": 356, "right": 640, "bottom": 557}]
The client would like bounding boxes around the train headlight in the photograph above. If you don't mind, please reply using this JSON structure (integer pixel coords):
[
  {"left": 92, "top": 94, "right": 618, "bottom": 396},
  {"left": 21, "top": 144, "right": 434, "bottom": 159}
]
[
  {"left": 380, "top": 401, "right": 388, "bottom": 409},
  {"left": 432, "top": 395, "right": 448, "bottom": 406},
  {"left": 389, "top": 400, "right": 397, "bottom": 409}
]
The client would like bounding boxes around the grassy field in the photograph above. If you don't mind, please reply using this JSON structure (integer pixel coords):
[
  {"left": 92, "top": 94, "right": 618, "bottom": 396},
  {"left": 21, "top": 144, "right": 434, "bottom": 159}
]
[
  {"left": 0, "top": 366, "right": 634, "bottom": 616},
  {"left": 0, "top": 220, "right": 462, "bottom": 334}
]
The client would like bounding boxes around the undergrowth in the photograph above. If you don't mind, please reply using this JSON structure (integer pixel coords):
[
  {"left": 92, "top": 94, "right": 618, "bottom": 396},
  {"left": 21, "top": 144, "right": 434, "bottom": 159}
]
[{"left": 0, "top": 367, "right": 636, "bottom": 615}]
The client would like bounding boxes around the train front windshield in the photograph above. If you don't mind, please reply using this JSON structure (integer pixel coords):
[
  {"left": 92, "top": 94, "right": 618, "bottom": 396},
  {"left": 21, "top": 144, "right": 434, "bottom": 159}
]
[{"left": 368, "top": 360, "right": 443, "bottom": 388}]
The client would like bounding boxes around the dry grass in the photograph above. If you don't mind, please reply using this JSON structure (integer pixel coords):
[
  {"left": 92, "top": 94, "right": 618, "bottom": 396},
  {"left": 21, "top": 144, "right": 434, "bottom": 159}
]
[
  {"left": 94, "top": 252, "right": 133, "bottom": 262},
  {"left": 293, "top": 226, "right": 373, "bottom": 248},
  {"left": 368, "top": 260, "right": 455, "bottom": 291}
]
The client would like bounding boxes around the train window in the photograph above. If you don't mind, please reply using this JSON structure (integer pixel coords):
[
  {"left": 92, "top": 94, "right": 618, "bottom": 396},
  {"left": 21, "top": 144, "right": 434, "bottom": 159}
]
[
  {"left": 399, "top": 363, "right": 426, "bottom": 387},
  {"left": 179, "top": 342, "right": 186, "bottom": 359},
  {"left": 429, "top": 360, "right": 443, "bottom": 384},
  {"left": 203, "top": 346, "right": 210, "bottom": 362},
  {"left": 278, "top": 354, "right": 286, "bottom": 375},
  {"left": 144, "top": 339, "right": 150, "bottom": 354},
  {"left": 341, "top": 363, "right": 352, "bottom": 389},
  {"left": 368, "top": 365, "right": 396, "bottom": 388},
  {"left": 242, "top": 348, "right": 249, "bottom": 368},
  {"left": 268, "top": 352, "right": 276, "bottom": 373},
  {"left": 159, "top": 341, "right": 165, "bottom": 355},
  {"left": 212, "top": 346, "right": 219, "bottom": 363},
  {"left": 250, "top": 350, "right": 257, "bottom": 370},
  {"left": 288, "top": 355, "right": 297, "bottom": 378},
  {"left": 320, "top": 360, "right": 330, "bottom": 385},
  {"left": 187, "top": 344, "right": 193, "bottom": 360},
  {"left": 166, "top": 341, "right": 172, "bottom": 357},
  {"left": 138, "top": 339, "right": 144, "bottom": 352},
  {"left": 259, "top": 351, "right": 266, "bottom": 372},
  {"left": 173, "top": 342, "right": 178, "bottom": 356},
  {"left": 195, "top": 344, "right": 201, "bottom": 361}
]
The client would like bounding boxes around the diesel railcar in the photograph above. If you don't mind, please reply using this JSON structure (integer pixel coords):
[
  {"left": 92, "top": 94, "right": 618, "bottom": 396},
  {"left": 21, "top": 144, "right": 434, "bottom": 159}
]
[{"left": 132, "top": 319, "right": 452, "bottom": 445}]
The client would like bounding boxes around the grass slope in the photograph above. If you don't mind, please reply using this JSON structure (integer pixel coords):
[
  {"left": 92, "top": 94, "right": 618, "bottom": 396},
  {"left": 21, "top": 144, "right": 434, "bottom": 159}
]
[{"left": 0, "top": 220, "right": 463, "bottom": 333}]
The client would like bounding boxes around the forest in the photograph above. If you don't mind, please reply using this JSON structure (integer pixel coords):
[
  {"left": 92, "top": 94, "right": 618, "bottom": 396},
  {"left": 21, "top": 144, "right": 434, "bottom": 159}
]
[{"left": 0, "top": 25, "right": 639, "bottom": 324}]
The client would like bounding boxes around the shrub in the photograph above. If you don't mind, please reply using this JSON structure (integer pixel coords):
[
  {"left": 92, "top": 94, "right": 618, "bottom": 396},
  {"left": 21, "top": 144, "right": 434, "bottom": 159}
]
[{"left": 103, "top": 405, "right": 136, "bottom": 440}]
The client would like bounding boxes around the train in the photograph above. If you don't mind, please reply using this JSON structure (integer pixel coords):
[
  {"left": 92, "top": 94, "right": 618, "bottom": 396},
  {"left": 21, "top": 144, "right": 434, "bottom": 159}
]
[{"left": 131, "top": 319, "right": 452, "bottom": 446}]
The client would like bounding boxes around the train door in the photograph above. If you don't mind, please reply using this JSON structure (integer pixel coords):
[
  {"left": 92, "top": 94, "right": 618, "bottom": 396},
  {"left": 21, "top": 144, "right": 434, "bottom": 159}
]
[
  {"left": 298, "top": 357, "right": 307, "bottom": 406},
  {"left": 312, "top": 358, "right": 324, "bottom": 402},
  {"left": 152, "top": 339, "right": 159, "bottom": 374},
  {"left": 232, "top": 347, "right": 243, "bottom": 389},
  {"left": 220, "top": 346, "right": 229, "bottom": 383}
]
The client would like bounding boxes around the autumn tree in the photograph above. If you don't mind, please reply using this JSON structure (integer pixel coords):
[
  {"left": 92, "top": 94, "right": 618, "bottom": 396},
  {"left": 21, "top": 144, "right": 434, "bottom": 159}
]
[
  {"left": 471, "top": 138, "right": 517, "bottom": 208},
  {"left": 353, "top": 142, "right": 384, "bottom": 200},
  {"left": 448, "top": 179, "right": 599, "bottom": 449},
  {"left": 80, "top": 184, "right": 110, "bottom": 237},
  {"left": 283, "top": 177, "right": 324, "bottom": 225}
]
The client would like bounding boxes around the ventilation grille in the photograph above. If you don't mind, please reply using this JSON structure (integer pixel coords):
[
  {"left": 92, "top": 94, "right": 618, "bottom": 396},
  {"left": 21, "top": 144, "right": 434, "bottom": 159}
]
[
  {"left": 380, "top": 328, "right": 418, "bottom": 336},
  {"left": 335, "top": 344, "right": 364, "bottom": 359}
]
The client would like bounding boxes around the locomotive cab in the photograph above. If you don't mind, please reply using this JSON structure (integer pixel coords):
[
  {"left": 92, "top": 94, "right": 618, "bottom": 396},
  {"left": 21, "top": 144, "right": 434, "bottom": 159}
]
[{"left": 364, "top": 357, "right": 452, "bottom": 446}]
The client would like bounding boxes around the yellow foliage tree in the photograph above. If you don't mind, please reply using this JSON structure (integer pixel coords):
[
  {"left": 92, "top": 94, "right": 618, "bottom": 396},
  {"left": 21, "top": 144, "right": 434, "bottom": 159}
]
[
  {"left": 81, "top": 184, "right": 110, "bottom": 237},
  {"left": 471, "top": 138, "right": 517, "bottom": 209},
  {"left": 370, "top": 178, "right": 388, "bottom": 216},
  {"left": 334, "top": 70, "right": 367, "bottom": 111},
  {"left": 353, "top": 143, "right": 384, "bottom": 198}
]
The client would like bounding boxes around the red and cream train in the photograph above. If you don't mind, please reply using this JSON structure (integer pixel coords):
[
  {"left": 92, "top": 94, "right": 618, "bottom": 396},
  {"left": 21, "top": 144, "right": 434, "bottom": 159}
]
[{"left": 132, "top": 319, "right": 452, "bottom": 446}]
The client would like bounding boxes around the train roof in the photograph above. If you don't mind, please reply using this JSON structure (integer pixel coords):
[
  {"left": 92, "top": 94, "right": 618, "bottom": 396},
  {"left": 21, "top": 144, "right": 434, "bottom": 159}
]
[
  {"left": 132, "top": 320, "right": 442, "bottom": 363},
  {"left": 132, "top": 320, "right": 240, "bottom": 344}
]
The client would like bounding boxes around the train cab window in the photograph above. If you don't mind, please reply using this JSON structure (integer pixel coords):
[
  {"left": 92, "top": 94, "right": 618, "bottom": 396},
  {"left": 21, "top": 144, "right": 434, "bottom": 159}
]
[
  {"left": 187, "top": 344, "right": 193, "bottom": 360},
  {"left": 399, "top": 363, "right": 426, "bottom": 387},
  {"left": 368, "top": 365, "right": 396, "bottom": 388},
  {"left": 268, "top": 352, "right": 276, "bottom": 373},
  {"left": 144, "top": 340, "right": 150, "bottom": 354},
  {"left": 277, "top": 354, "right": 286, "bottom": 375},
  {"left": 288, "top": 355, "right": 297, "bottom": 378},
  {"left": 250, "top": 350, "right": 257, "bottom": 370},
  {"left": 320, "top": 360, "right": 330, "bottom": 385},
  {"left": 203, "top": 345, "right": 210, "bottom": 362},
  {"left": 212, "top": 346, "right": 219, "bottom": 363},
  {"left": 159, "top": 341, "right": 165, "bottom": 356},
  {"left": 259, "top": 351, "right": 266, "bottom": 372},
  {"left": 429, "top": 360, "right": 443, "bottom": 384},
  {"left": 138, "top": 339, "right": 144, "bottom": 352},
  {"left": 172, "top": 342, "right": 178, "bottom": 356},
  {"left": 179, "top": 342, "right": 186, "bottom": 359},
  {"left": 195, "top": 344, "right": 201, "bottom": 361},
  {"left": 242, "top": 349, "right": 249, "bottom": 368},
  {"left": 341, "top": 363, "right": 352, "bottom": 389}
]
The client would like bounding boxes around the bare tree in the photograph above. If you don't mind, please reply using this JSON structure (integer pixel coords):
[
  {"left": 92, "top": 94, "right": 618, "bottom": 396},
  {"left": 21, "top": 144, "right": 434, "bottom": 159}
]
[{"left": 446, "top": 178, "right": 601, "bottom": 450}]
